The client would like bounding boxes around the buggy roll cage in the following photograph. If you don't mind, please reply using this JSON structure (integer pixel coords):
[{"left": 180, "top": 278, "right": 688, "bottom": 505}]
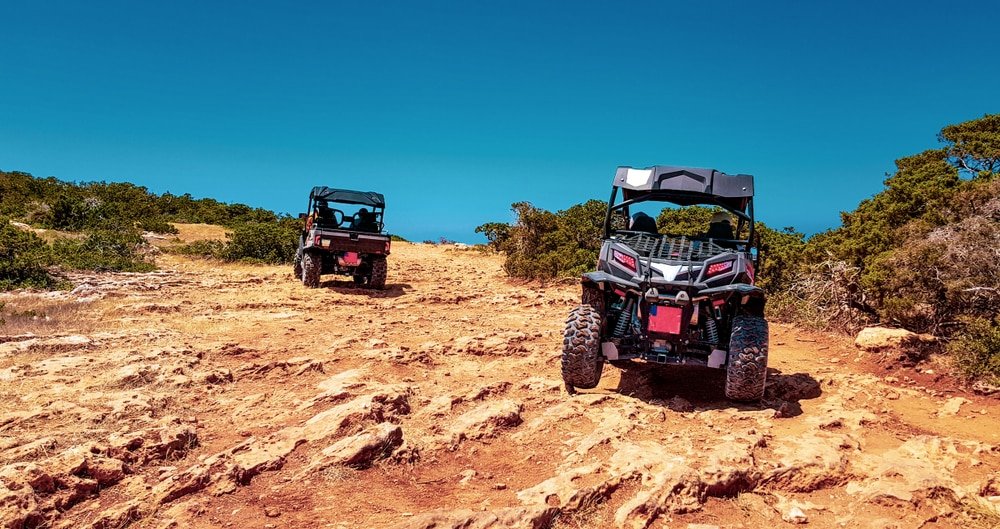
[
  {"left": 305, "top": 186, "right": 386, "bottom": 233},
  {"left": 602, "top": 166, "right": 757, "bottom": 249}
]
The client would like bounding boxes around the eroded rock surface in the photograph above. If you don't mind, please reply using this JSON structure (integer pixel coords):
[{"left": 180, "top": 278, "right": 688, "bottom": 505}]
[{"left": 2, "top": 242, "right": 998, "bottom": 529}]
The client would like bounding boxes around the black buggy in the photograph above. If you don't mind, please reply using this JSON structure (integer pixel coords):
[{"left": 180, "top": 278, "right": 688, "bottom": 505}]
[
  {"left": 294, "top": 187, "right": 391, "bottom": 289},
  {"left": 561, "top": 166, "right": 769, "bottom": 401}
]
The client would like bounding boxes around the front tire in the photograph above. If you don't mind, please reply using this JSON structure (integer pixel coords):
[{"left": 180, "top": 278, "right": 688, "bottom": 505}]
[
  {"left": 302, "top": 252, "right": 321, "bottom": 288},
  {"left": 369, "top": 257, "right": 387, "bottom": 290},
  {"left": 293, "top": 253, "right": 303, "bottom": 279},
  {"left": 725, "top": 314, "right": 769, "bottom": 402},
  {"left": 562, "top": 304, "right": 605, "bottom": 393}
]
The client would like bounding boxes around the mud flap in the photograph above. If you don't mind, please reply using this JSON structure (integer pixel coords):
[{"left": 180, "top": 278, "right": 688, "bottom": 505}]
[
  {"left": 707, "top": 349, "right": 727, "bottom": 368},
  {"left": 601, "top": 342, "right": 619, "bottom": 360}
]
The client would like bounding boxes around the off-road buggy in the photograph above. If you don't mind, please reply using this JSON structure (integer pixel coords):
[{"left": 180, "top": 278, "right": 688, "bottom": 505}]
[
  {"left": 294, "top": 186, "right": 391, "bottom": 289},
  {"left": 562, "top": 166, "right": 768, "bottom": 401}
]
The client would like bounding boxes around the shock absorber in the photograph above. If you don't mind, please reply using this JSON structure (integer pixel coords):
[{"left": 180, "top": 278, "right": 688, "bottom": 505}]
[
  {"left": 612, "top": 298, "right": 635, "bottom": 338},
  {"left": 704, "top": 313, "right": 719, "bottom": 345}
]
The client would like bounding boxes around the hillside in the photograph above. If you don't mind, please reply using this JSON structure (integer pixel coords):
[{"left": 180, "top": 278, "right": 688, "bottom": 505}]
[{"left": 2, "top": 236, "right": 998, "bottom": 529}]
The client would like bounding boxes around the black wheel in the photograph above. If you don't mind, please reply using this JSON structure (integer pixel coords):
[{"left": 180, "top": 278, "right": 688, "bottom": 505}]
[
  {"left": 561, "top": 304, "right": 604, "bottom": 392},
  {"left": 302, "top": 252, "right": 321, "bottom": 288},
  {"left": 293, "top": 254, "right": 303, "bottom": 279},
  {"left": 725, "top": 314, "right": 769, "bottom": 402},
  {"left": 369, "top": 257, "right": 387, "bottom": 290},
  {"left": 353, "top": 275, "right": 366, "bottom": 286}
]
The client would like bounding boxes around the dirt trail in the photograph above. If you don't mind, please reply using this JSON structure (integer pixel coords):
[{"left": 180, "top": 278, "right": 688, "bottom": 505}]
[{"left": 2, "top": 241, "right": 999, "bottom": 529}]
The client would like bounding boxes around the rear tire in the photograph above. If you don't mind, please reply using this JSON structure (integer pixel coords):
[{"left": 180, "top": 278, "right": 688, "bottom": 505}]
[
  {"left": 302, "top": 252, "right": 321, "bottom": 288},
  {"left": 369, "top": 257, "right": 387, "bottom": 290},
  {"left": 725, "top": 314, "right": 769, "bottom": 402},
  {"left": 562, "top": 304, "right": 604, "bottom": 392},
  {"left": 293, "top": 254, "right": 303, "bottom": 279}
]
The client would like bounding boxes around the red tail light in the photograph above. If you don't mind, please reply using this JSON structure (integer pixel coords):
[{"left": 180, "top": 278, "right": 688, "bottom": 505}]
[
  {"left": 314, "top": 235, "right": 322, "bottom": 245},
  {"left": 612, "top": 250, "right": 637, "bottom": 272},
  {"left": 705, "top": 260, "right": 734, "bottom": 277}
]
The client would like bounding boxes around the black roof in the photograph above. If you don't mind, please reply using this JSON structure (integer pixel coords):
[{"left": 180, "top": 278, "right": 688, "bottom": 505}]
[
  {"left": 310, "top": 187, "right": 385, "bottom": 208},
  {"left": 614, "top": 166, "right": 754, "bottom": 210}
]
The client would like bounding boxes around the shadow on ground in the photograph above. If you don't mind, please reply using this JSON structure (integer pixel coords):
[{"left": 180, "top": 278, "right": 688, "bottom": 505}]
[
  {"left": 317, "top": 280, "right": 412, "bottom": 298},
  {"left": 614, "top": 363, "right": 822, "bottom": 417}
]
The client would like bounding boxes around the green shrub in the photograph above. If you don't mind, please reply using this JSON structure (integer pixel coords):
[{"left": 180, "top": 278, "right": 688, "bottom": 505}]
[
  {"left": 949, "top": 317, "right": 1000, "bottom": 384},
  {"left": 474, "top": 222, "right": 511, "bottom": 252},
  {"left": 390, "top": 234, "right": 408, "bottom": 242},
  {"left": 52, "top": 229, "right": 155, "bottom": 272},
  {"left": 170, "top": 239, "right": 226, "bottom": 259},
  {"left": 220, "top": 221, "right": 298, "bottom": 264},
  {"left": 485, "top": 200, "right": 605, "bottom": 280},
  {"left": 0, "top": 219, "right": 57, "bottom": 290},
  {"left": 136, "top": 217, "right": 179, "bottom": 234}
]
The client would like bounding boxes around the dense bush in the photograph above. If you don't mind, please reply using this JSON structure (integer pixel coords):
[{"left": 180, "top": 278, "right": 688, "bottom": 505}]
[
  {"left": 799, "top": 114, "right": 999, "bottom": 335},
  {"left": 0, "top": 170, "right": 280, "bottom": 230},
  {"left": 51, "top": 229, "right": 155, "bottom": 272},
  {"left": 219, "top": 220, "right": 299, "bottom": 264},
  {"left": 949, "top": 317, "right": 1000, "bottom": 384},
  {"left": 481, "top": 200, "right": 606, "bottom": 280},
  {"left": 136, "top": 217, "right": 180, "bottom": 234},
  {"left": 0, "top": 219, "right": 57, "bottom": 290}
]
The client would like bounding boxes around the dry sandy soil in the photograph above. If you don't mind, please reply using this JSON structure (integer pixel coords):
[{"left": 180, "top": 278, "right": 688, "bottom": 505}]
[{"left": 2, "top": 229, "right": 999, "bottom": 529}]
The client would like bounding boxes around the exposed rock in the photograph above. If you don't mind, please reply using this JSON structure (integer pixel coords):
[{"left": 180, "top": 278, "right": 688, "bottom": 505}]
[
  {"left": 854, "top": 327, "right": 935, "bottom": 354},
  {"left": 937, "top": 397, "right": 971, "bottom": 417},
  {"left": 107, "top": 424, "right": 199, "bottom": 464},
  {"left": 762, "top": 433, "right": 855, "bottom": 492},
  {"left": 451, "top": 332, "right": 530, "bottom": 356},
  {"left": 304, "top": 423, "right": 404, "bottom": 472},
  {"left": 389, "top": 506, "right": 558, "bottom": 529},
  {"left": 445, "top": 400, "right": 523, "bottom": 449},
  {"left": 668, "top": 396, "right": 694, "bottom": 412},
  {"left": 845, "top": 436, "right": 964, "bottom": 506},
  {"left": 782, "top": 505, "right": 808, "bottom": 524}
]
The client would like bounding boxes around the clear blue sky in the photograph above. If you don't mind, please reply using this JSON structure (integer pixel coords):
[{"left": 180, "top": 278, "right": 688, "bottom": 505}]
[{"left": 2, "top": 1, "right": 998, "bottom": 242}]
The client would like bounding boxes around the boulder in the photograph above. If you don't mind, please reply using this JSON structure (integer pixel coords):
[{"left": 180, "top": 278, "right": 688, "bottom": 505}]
[{"left": 854, "top": 327, "right": 934, "bottom": 353}]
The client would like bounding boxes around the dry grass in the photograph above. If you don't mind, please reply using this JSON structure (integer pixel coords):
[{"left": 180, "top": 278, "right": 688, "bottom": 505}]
[
  {"left": 171, "top": 223, "right": 228, "bottom": 243},
  {"left": 0, "top": 297, "right": 97, "bottom": 335}
]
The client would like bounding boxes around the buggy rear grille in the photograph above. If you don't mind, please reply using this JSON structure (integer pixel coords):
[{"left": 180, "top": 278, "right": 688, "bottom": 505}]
[
  {"left": 612, "top": 232, "right": 660, "bottom": 257},
  {"left": 655, "top": 237, "right": 728, "bottom": 262},
  {"left": 613, "top": 232, "right": 732, "bottom": 262}
]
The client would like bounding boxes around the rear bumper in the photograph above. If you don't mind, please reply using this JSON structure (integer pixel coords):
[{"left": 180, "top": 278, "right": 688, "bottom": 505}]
[{"left": 303, "top": 229, "right": 391, "bottom": 255}]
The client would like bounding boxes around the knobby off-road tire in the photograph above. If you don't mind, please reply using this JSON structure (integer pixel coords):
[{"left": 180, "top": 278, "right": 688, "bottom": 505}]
[
  {"left": 301, "top": 252, "right": 321, "bottom": 288},
  {"left": 562, "top": 304, "right": 605, "bottom": 393},
  {"left": 368, "top": 257, "right": 387, "bottom": 290},
  {"left": 293, "top": 254, "right": 303, "bottom": 279},
  {"left": 725, "top": 314, "right": 769, "bottom": 402}
]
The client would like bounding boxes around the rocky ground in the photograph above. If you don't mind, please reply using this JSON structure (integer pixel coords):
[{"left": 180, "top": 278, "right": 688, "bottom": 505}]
[{"left": 2, "top": 229, "right": 999, "bottom": 529}]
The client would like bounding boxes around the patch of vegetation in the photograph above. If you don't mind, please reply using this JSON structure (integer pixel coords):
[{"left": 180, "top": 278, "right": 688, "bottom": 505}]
[
  {"left": 0, "top": 171, "right": 283, "bottom": 231},
  {"left": 219, "top": 220, "right": 298, "bottom": 264},
  {"left": 479, "top": 200, "right": 605, "bottom": 280},
  {"left": 51, "top": 229, "right": 155, "bottom": 272},
  {"left": 390, "top": 234, "right": 408, "bottom": 242},
  {"left": 0, "top": 219, "right": 59, "bottom": 290},
  {"left": 949, "top": 317, "right": 1000, "bottom": 385}
]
